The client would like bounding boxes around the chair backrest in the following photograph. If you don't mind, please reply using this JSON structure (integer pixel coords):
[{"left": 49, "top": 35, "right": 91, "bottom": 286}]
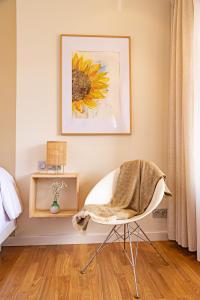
[
  {"left": 85, "top": 168, "right": 120, "bottom": 206},
  {"left": 84, "top": 168, "right": 165, "bottom": 218}
]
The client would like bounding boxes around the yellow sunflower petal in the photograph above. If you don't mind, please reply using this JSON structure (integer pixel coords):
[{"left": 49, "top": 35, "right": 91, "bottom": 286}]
[
  {"left": 91, "top": 72, "right": 108, "bottom": 81},
  {"left": 84, "top": 99, "right": 97, "bottom": 109},
  {"left": 91, "top": 78, "right": 110, "bottom": 85},
  {"left": 91, "top": 82, "right": 109, "bottom": 89},
  {"left": 86, "top": 64, "right": 101, "bottom": 76},
  {"left": 73, "top": 100, "right": 84, "bottom": 113},
  {"left": 80, "top": 59, "right": 92, "bottom": 72},
  {"left": 96, "top": 77, "right": 110, "bottom": 83},
  {"left": 72, "top": 102, "right": 76, "bottom": 112},
  {"left": 90, "top": 90, "right": 105, "bottom": 99},
  {"left": 77, "top": 56, "right": 84, "bottom": 71},
  {"left": 72, "top": 53, "right": 79, "bottom": 69},
  {"left": 85, "top": 94, "right": 93, "bottom": 100}
]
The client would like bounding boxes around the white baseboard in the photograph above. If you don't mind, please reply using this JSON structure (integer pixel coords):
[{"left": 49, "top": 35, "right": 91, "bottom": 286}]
[{"left": 3, "top": 231, "right": 168, "bottom": 247}]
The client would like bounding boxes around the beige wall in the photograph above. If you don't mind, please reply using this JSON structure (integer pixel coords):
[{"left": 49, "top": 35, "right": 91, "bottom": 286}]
[
  {"left": 13, "top": 0, "right": 171, "bottom": 244},
  {"left": 0, "top": 0, "right": 16, "bottom": 175}
]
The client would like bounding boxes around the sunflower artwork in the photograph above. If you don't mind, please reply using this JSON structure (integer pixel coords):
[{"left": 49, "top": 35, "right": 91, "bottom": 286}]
[
  {"left": 61, "top": 34, "right": 131, "bottom": 134},
  {"left": 72, "top": 52, "right": 110, "bottom": 118}
]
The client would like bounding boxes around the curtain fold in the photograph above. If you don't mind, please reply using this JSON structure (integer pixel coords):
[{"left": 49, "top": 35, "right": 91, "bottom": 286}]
[{"left": 168, "top": 0, "right": 197, "bottom": 253}]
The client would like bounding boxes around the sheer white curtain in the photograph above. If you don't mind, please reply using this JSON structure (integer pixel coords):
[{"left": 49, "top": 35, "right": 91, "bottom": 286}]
[
  {"left": 168, "top": 0, "right": 197, "bottom": 256},
  {"left": 193, "top": 0, "right": 200, "bottom": 261},
  {"left": 168, "top": 0, "right": 200, "bottom": 261}
]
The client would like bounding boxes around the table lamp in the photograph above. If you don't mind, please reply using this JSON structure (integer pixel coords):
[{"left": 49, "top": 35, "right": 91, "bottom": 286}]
[{"left": 46, "top": 141, "right": 67, "bottom": 173}]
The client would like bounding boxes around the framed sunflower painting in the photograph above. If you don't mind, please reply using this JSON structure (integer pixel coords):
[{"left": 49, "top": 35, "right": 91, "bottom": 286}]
[{"left": 61, "top": 34, "right": 131, "bottom": 135}]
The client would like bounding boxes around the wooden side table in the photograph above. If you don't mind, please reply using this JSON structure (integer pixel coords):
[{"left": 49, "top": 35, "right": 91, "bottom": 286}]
[{"left": 29, "top": 173, "right": 79, "bottom": 218}]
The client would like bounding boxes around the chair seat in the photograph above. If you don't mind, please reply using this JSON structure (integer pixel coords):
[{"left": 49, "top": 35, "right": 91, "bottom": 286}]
[
  {"left": 91, "top": 217, "right": 131, "bottom": 225},
  {"left": 91, "top": 211, "right": 150, "bottom": 225}
]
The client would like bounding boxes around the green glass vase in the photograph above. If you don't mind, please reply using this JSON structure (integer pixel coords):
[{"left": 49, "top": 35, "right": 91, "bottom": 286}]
[{"left": 50, "top": 200, "right": 60, "bottom": 214}]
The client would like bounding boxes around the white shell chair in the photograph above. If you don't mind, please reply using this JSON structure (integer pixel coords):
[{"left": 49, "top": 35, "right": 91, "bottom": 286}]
[{"left": 80, "top": 168, "right": 168, "bottom": 299}]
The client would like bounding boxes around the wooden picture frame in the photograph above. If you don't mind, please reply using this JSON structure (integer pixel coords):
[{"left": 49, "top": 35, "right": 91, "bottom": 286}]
[{"left": 60, "top": 34, "right": 132, "bottom": 135}]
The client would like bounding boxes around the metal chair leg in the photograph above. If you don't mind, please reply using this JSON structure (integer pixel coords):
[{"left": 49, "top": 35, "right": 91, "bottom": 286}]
[
  {"left": 80, "top": 221, "right": 167, "bottom": 299},
  {"left": 80, "top": 225, "right": 116, "bottom": 274},
  {"left": 134, "top": 222, "right": 168, "bottom": 265},
  {"left": 127, "top": 224, "right": 140, "bottom": 299},
  {"left": 81, "top": 224, "right": 140, "bottom": 298},
  {"left": 134, "top": 227, "right": 139, "bottom": 270},
  {"left": 124, "top": 224, "right": 126, "bottom": 250}
]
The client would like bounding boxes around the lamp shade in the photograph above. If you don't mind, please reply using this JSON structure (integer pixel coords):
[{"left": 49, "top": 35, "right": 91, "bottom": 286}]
[{"left": 46, "top": 141, "right": 67, "bottom": 166}]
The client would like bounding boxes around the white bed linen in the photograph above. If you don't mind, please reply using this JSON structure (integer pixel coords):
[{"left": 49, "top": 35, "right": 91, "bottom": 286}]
[
  {"left": 0, "top": 167, "right": 22, "bottom": 220},
  {"left": 0, "top": 196, "right": 16, "bottom": 245},
  {"left": 0, "top": 195, "right": 9, "bottom": 230}
]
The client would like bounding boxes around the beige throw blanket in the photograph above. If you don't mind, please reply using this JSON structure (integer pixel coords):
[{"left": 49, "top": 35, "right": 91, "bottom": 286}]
[{"left": 73, "top": 160, "right": 171, "bottom": 231}]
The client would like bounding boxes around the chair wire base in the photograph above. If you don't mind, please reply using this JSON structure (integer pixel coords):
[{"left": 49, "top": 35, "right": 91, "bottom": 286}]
[{"left": 80, "top": 222, "right": 168, "bottom": 299}]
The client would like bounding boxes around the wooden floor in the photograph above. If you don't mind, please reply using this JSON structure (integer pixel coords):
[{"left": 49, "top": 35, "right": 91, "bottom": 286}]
[{"left": 0, "top": 241, "right": 200, "bottom": 299}]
